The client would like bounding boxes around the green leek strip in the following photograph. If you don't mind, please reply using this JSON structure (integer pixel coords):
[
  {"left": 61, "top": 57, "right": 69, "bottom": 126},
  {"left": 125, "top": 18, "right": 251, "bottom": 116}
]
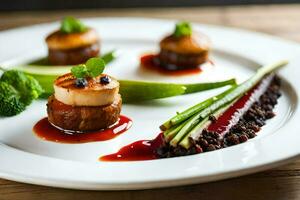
[
  {"left": 169, "top": 90, "right": 241, "bottom": 147},
  {"left": 164, "top": 119, "right": 190, "bottom": 142},
  {"left": 198, "top": 60, "right": 288, "bottom": 119},
  {"left": 119, "top": 79, "right": 235, "bottom": 103},
  {"left": 179, "top": 117, "right": 210, "bottom": 148},
  {"left": 170, "top": 113, "right": 201, "bottom": 147},
  {"left": 169, "top": 100, "right": 233, "bottom": 147},
  {"left": 162, "top": 60, "right": 288, "bottom": 148},
  {"left": 160, "top": 86, "right": 236, "bottom": 131},
  {"left": 179, "top": 101, "right": 236, "bottom": 149},
  {"left": 184, "top": 78, "right": 236, "bottom": 94},
  {"left": 118, "top": 80, "right": 186, "bottom": 102},
  {"left": 160, "top": 60, "right": 287, "bottom": 132}
]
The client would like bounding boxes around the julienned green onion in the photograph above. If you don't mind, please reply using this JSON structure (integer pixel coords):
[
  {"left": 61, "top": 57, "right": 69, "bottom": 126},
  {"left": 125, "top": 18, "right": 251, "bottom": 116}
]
[
  {"left": 170, "top": 100, "right": 233, "bottom": 147},
  {"left": 198, "top": 60, "right": 287, "bottom": 119},
  {"left": 179, "top": 116, "right": 210, "bottom": 148},
  {"left": 170, "top": 113, "right": 201, "bottom": 147},
  {"left": 179, "top": 101, "right": 233, "bottom": 148},
  {"left": 160, "top": 85, "right": 236, "bottom": 131},
  {"left": 170, "top": 93, "right": 238, "bottom": 147},
  {"left": 160, "top": 60, "right": 288, "bottom": 149},
  {"left": 164, "top": 120, "right": 189, "bottom": 142}
]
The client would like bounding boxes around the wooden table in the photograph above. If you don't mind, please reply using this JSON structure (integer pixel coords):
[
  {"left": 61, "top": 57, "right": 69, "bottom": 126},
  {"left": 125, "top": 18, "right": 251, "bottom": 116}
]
[{"left": 0, "top": 4, "right": 300, "bottom": 200}]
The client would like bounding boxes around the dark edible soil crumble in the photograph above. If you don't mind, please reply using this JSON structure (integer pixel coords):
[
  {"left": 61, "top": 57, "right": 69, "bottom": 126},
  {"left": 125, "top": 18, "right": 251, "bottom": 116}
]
[{"left": 157, "top": 76, "right": 281, "bottom": 158}]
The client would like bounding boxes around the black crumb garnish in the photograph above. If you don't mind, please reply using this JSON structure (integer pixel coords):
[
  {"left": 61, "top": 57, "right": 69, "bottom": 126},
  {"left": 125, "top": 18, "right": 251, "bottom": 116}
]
[
  {"left": 100, "top": 75, "right": 111, "bottom": 85},
  {"left": 75, "top": 78, "right": 88, "bottom": 88}
]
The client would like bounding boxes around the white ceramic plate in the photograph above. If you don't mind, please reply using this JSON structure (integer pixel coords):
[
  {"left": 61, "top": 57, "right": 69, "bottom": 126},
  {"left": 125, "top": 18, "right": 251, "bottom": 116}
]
[{"left": 0, "top": 18, "right": 299, "bottom": 190}]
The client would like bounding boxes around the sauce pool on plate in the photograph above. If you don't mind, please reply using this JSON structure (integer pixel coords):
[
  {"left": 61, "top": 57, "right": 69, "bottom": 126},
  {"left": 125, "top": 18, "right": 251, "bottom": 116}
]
[
  {"left": 33, "top": 115, "right": 132, "bottom": 143},
  {"left": 100, "top": 133, "right": 164, "bottom": 161}
]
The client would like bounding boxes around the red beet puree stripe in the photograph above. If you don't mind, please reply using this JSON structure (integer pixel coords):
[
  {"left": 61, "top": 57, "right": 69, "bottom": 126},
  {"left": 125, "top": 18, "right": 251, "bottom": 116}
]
[{"left": 207, "top": 75, "right": 274, "bottom": 136}]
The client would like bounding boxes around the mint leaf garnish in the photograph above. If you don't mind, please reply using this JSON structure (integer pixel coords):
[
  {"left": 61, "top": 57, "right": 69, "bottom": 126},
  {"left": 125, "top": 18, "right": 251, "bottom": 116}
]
[
  {"left": 71, "top": 58, "right": 106, "bottom": 78},
  {"left": 60, "top": 17, "right": 87, "bottom": 34},
  {"left": 71, "top": 64, "right": 88, "bottom": 78},
  {"left": 86, "top": 58, "right": 105, "bottom": 77},
  {"left": 174, "top": 22, "right": 192, "bottom": 37}
]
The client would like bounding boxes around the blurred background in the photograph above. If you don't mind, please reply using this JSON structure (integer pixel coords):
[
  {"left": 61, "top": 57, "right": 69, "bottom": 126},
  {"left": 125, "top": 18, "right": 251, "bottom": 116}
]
[
  {"left": 1, "top": 0, "right": 300, "bottom": 42},
  {"left": 0, "top": 0, "right": 299, "bottom": 10}
]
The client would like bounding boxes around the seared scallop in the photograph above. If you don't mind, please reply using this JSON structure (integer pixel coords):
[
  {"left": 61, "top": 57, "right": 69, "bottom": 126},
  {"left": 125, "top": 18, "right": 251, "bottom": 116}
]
[
  {"left": 46, "top": 28, "right": 100, "bottom": 65},
  {"left": 53, "top": 73, "right": 119, "bottom": 106},
  {"left": 158, "top": 33, "right": 211, "bottom": 70},
  {"left": 48, "top": 72, "right": 122, "bottom": 132}
]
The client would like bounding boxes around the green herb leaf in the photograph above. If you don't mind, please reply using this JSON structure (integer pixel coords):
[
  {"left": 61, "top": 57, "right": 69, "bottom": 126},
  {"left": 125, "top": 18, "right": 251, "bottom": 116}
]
[
  {"left": 60, "top": 17, "right": 87, "bottom": 34},
  {"left": 71, "top": 64, "right": 88, "bottom": 78},
  {"left": 70, "top": 58, "right": 106, "bottom": 78},
  {"left": 174, "top": 21, "right": 192, "bottom": 37},
  {"left": 86, "top": 57, "right": 106, "bottom": 77}
]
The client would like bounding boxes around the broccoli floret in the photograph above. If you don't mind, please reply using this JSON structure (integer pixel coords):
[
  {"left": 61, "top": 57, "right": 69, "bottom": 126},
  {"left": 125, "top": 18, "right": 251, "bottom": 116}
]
[
  {"left": 23, "top": 74, "right": 44, "bottom": 104},
  {"left": 0, "top": 81, "right": 18, "bottom": 96},
  {"left": 0, "top": 70, "right": 43, "bottom": 105},
  {"left": 0, "top": 82, "right": 25, "bottom": 116}
]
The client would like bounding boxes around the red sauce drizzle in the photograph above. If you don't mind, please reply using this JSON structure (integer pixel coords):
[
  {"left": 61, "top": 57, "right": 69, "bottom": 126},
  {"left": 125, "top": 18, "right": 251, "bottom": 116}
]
[
  {"left": 33, "top": 115, "right": 132, "bottom": 143},
  {"left": 140, "top": 54, "right": 202, "bottom": 76},
  {"left": 207, "top": 85, "right": 260, "bottom": 134},
  {"left": 100, "top": 133, "right": 164, "bottom": 161}
]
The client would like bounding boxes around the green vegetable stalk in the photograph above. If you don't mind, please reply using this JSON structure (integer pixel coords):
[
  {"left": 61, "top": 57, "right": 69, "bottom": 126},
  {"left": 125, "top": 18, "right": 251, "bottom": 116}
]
[
  {"left": 160, "top": 86, "right": 236, "bottom": 130},
  {"left": 119, "top": 79, "right": 236, "bottom": 103},
  {"left": 160, "top": 60, "right": 288, "bottom": 149}
]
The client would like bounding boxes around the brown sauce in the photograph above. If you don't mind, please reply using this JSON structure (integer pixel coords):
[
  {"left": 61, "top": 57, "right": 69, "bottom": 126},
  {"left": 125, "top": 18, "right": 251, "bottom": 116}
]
[{"left": 33, "top": 115, "right": 132, "bottom": 143}]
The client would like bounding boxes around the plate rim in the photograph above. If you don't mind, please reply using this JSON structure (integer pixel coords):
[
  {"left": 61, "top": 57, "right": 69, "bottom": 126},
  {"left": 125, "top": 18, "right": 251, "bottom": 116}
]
[{"left": 0, "top": 17, "right": 299, "bottom": 190}]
